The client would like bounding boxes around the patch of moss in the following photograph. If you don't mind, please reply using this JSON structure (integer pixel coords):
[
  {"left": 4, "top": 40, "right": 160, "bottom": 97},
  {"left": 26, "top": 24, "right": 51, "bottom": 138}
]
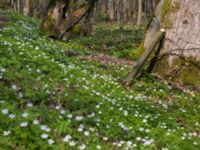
[
  {"left": 153, "top": 56, "right": 170, "bottom": 77},
  {"left": 72, "top": 23, "right": 82, "bottom": 34},
  {"left": 129, "top": 41, "right": 145, "bottom": 61},
  {"left": 170, "top": 57, "right": 200, "bottom": 86},
  {"left": 161, "top": 0, "right": 180, "bottom": 29},
  {"left": 154, "top": 56, "right": 200, "bottom": 86},
  {"left": 180, "top": 66, "right": 200, "bottom": 86},
  {"left": 40, "top": 15, "right": 57, "bottom": 37}
]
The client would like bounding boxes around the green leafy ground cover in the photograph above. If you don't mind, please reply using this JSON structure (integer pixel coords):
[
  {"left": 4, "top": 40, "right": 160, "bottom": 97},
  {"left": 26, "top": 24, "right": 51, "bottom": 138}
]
[
  {"left": 0, "top": 12, "right": 200, "bottom": 150},
  {"left": 70, "top": 23, "right": 144, "bottom": 59}
]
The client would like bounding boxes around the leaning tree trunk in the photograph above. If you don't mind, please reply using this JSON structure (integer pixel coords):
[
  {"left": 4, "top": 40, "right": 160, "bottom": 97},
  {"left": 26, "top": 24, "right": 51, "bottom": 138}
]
[{"left": 144, "top": 0, "right": 200, "bottom": 86}]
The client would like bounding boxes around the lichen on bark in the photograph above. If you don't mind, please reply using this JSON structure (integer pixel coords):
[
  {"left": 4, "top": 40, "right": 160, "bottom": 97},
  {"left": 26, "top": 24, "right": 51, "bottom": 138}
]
[{"left": 161, "top": 0, "right": 180, "bottom": 29}]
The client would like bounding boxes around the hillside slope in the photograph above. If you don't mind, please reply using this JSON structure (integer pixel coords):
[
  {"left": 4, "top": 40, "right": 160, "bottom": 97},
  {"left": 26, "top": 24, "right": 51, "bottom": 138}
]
[{"left": 0, "top": 12, "right": 200, "bottom": 150}]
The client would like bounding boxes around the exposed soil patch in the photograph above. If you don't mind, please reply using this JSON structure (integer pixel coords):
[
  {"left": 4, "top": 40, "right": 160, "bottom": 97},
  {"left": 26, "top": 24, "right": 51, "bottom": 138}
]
[{"left": 82, "top": 54, "right": 136, "bottom": 67}]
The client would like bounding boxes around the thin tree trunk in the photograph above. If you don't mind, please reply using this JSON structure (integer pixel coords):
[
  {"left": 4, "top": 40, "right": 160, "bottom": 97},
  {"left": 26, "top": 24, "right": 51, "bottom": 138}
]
[
  {"left": 23, "top": 0, "right": 30, "bottom": 16},
  {"left": 119, "top": 0, "right": 124, "bottom": 34},
  {"left": 108, "top": 0, "right": 115, "bottom": 22},
  {"left": 137, "top": 0, "right": 142, "bottom": 26},
  {"left": 132, "top": 0, "right": 138, "bottom": 25}
]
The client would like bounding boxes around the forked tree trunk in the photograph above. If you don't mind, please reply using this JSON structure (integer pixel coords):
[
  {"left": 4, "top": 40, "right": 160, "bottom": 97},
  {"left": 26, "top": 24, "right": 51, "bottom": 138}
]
[{"left": 41, "top": 0, "right": 97, "bottom": 39}]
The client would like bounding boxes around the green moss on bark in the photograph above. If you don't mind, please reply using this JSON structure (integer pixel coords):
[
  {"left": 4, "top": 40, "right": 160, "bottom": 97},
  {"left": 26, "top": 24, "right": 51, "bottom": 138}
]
[
  {"left": 129, "top": 41, "right": 145, "bottom": 61},
  {"left": 161, "top": 0, "right": 180, "bottom": 29},
  {"left": 41, "top": 15, "right": 56, "bottom": 36},
  {"left": 154, "top": 56, "right": 200, "bottom": 86},
  {"left": 153, "top": 56, "right": 170, "bottom": 77},
  {"left": 180, "top": 66, "right": 200, "bottom": 86},
  {"left": 72, "top": 24, "right": 82, "bottom": 34}
]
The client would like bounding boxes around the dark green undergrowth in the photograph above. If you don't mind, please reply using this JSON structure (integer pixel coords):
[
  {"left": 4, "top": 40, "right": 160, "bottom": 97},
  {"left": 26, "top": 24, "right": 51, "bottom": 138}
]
[
  {"left": 0, "top": 12, "right": 200, "bottom": 150},
  {"left": 70, "top": 23, "right": 144, "bottom": 59}
]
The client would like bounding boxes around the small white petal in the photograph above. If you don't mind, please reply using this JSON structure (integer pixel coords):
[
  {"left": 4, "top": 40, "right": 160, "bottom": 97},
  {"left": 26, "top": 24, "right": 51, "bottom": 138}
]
[
  {"left": 41, "top": 133, "right": 48, "bottom": 139},
  {"left": 3, "top": 130, "right": 11, "bottom": 136},
  {"left": 48, "top": 139, "right": 54, "bottom": 145}
]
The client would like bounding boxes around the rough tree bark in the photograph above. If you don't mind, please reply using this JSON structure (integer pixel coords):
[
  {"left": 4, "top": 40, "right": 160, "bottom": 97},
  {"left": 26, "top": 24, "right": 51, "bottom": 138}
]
[
  {"left": 41, "top": 0, "right": 97, "bottom": 39},
  {"left": 144, "top": 0, "right": 200, "bottom": 86}
]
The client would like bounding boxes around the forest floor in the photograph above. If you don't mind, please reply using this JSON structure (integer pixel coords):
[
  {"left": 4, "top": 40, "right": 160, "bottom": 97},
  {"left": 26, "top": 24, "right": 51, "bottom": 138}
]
[{"left": 0, "top": 11, "right": 200, "bottom": 150}]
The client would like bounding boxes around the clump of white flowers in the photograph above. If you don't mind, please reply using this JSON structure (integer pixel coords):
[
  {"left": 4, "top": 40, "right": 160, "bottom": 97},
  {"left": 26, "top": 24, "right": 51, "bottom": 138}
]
[
  {"left": 79, "top": 144, "right": 86, "bottom": 150},
  {"left": 3, "top": 130, "right": 11, "bottom": 136},
  {"left": 20, "top": 122, "right": 28, "bottom": 127},
  {"left": 1, "top": 109, "right": 8, "bottom": 115},
  {"left": 63, "top": 135, "right": 72, "bottom": 142},
  {"left": 75, "top": 116, "right": 83, "bottom": 121},
  {"left": 41, "top": 133, "right": 48, "bottom": 139},
  {"left": 48, "top": 139, "right": 54, "bottom": 145}
]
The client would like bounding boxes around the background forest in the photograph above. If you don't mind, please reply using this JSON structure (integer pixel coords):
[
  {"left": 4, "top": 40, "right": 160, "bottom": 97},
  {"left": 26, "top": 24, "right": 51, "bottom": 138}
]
[{"left": 0, "top": 0, "right": 200, "bottom": 150}]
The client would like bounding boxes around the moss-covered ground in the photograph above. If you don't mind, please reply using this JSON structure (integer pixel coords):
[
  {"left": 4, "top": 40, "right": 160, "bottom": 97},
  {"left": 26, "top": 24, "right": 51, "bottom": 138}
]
[{"left": 0, "top": 12, "right": 200, "bottom": 150}]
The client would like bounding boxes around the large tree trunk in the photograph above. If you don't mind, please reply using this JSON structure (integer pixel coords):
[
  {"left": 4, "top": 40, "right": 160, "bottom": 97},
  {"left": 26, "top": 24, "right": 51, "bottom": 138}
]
[
  {"left": 144, "top": 0, "right": 200, "bottom": 86},
  {"left": 42, "top": 0, "right": 68, "bottom": 28},
  {"left": 41, "top": 0, "right": 97, "bottom": 39}
]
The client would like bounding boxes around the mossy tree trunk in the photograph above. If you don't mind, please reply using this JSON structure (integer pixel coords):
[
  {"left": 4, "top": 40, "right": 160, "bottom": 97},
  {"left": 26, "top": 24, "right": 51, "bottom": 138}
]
[
  {"left": 41, "top": 0, "right": 97, "bottom": 39},
  {"left": 144, "top": 0, "right": 200, "bottom": 86}
]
